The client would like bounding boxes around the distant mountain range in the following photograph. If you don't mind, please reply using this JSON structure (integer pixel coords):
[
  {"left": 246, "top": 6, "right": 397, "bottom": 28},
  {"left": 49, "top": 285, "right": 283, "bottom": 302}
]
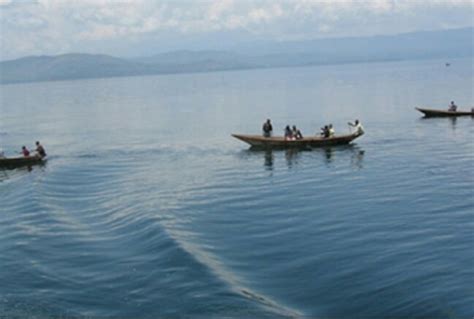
[{"left": 1, "top": 28, "right": 472, "bottom": 84}]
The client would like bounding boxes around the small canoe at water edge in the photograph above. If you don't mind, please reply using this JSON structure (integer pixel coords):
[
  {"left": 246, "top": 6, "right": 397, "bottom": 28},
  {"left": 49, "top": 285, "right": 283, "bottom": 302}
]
[
  {"left": 0, "top": 154, "right": 46, "bottom": 168},
  {"left": 415, "top": 107, "right": 474, "bottom": 117},
  {"left": 232, "top": 131, "right": 364, "bottom": 148}
]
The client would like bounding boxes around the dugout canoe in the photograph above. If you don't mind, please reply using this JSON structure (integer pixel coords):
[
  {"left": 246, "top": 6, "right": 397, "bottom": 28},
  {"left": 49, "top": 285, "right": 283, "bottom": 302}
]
[
  {"left": 0, "top": 154, "right": 45, "bottom": 168},
  {"left": 415, "top": 107, "right": 474, "bottom": 117},
  {"left": 232, "top": 131, "right": 363, "bottom": 149}
]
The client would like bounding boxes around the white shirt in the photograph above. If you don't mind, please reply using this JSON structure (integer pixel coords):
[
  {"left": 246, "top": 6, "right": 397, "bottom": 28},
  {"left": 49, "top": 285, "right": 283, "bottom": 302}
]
[
  {"left": 349, "top": 122, "right": 364, "bottom": 134},
  {"left": 355, "top": 123, "right": 364, "bottom": 134}
]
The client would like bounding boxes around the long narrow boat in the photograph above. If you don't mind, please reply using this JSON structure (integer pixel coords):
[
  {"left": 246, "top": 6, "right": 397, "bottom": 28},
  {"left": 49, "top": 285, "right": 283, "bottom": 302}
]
[
  {"left": 0, "top": 154, "right": 45, "bottom": 169},
  {"left": 415, "top": 107, "right": 474, "bottom": 117},
  {"left": 232, "top": 131, "right": 363, "bottom": 149}
]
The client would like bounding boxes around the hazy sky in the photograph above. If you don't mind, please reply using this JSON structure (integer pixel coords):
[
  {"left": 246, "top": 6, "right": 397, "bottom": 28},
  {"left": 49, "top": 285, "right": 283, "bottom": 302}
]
[{"left": 1, "top": 0, "right": 473, "bottom": 60}]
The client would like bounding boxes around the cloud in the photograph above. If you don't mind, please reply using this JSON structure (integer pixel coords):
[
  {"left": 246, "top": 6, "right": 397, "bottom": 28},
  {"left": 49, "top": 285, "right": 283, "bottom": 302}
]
[
  {"left": 0, "top": 0, "right": 473, "bottom": 60},
  {"left": 208, "top": 0, "right": 235, "bottom": 21}
]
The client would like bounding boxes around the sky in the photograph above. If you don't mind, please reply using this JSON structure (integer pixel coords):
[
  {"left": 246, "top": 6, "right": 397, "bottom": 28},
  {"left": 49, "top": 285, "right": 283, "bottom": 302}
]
[{"left": 0, "top": 0, "right": 473, "bottom": 61}]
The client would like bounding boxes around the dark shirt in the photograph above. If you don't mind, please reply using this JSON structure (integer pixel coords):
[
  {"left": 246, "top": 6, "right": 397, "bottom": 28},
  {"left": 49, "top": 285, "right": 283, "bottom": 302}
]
[
  {"left": 22, "top": 149, "right": 30, "bottom": 157},
  {"left": 321, "top": 127, "right": 330, "bottom": 138},
  {"left": 263, "top": 122, "right": 273, "bottom": 133},
  {"left": 36, "top": 145, "right": 46, "bottom": 157}
]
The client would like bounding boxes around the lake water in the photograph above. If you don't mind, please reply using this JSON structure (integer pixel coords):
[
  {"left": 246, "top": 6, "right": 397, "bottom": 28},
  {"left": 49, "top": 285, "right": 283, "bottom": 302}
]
[{"left": 1, "top": 58, "right": 473, "bottom": 318}]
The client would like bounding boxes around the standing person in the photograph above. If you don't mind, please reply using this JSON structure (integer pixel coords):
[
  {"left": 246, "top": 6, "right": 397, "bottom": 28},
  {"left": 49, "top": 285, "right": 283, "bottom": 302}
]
[
  {"left": 284, "top": 125, "right": 293, "bottom": 140},
  {"left": 448, "top": 101, "right": 457, "bottom": 112},
  {"left": 262, "top": 119, "right": 273, "bottom": 137},
  {"left": 21, "top": 146, "right": 30, "bottom": 157},
  {"left": 35, "top": 141, "right": 46, "bottom": 158},
  {"left": 348, "top": 119, "right": 364, "bottom": 135}
]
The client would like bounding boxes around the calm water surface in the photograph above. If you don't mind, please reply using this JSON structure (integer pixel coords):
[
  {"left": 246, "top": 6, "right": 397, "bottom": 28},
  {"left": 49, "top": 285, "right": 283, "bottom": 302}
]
[{"left": 1, "top": 58, "right": 473, "bottom": 318}]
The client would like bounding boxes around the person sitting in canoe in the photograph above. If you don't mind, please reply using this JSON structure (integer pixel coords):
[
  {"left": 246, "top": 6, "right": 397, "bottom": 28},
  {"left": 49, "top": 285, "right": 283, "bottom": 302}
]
[
  {"left": 292, "top": 125, "right": 303, "bottom": 139},
  {"left": 35, "top": 141, "right": 46, "bottom": 158},
  {"left": 21, "top": 146, "right": 30, "bottom": 157},
  {"left": 328, "top": 124, "right": 335, "bottom": 137},
  {"left": 321, "top": 125, "right": 330, "bottom": 138},
  {"left": 284, "top": 125, "right": 293, "bottom": 140},
  {"left": 262, "top": 119, "right": 273, "bottom": 137},
  {"left": 448, "top": 101, "right": 457, "bottom": 112},
  {"left": 348, "top": 119, "right": 364, "bottom": 135}
]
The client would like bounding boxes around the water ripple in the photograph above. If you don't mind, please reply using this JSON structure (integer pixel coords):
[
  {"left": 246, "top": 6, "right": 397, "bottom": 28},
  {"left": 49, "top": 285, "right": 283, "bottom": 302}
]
[{"left": 1, "top": 58, "right": 473, "bottom": 318}]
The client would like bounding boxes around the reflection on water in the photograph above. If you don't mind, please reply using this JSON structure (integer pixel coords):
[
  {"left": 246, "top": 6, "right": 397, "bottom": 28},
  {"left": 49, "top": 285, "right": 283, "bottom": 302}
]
[
  {"left": 284, "top": 149, "right": 302, "bottom": 168},
  {"left": 0, "top": 170, "right": 7, "bottom": 182},
  {"left": 323, "top": 147, "right": 333, "bottom": 164},
  {"left": 264, "top": 150, "right": 274, "bottom": 170},
  {"left": 241, "top": 148, "right": 304, "bottom": 170},
  {"left": 320, "top": 145, "right": 365, "bottom": 169},
  {"left": 449, "top": 116, "right": 458, "bottom": 130},
  {"left": 419, "top": 115, "right": 474, "bottom": 131},
  {"left": 0, "top": 162, "right": 47, "bottom": 182},
  {"left": 420, "top": 116, "right": 458, "bottom": 130},
  {"left": 1, "top": 58, "right": 473, "bottom": 319},
  {"left": 349, "top": 147, "right": 365, "bottom": 170},
  {"left": 242, "top": 145, "right": 365, "bottom": 170}
]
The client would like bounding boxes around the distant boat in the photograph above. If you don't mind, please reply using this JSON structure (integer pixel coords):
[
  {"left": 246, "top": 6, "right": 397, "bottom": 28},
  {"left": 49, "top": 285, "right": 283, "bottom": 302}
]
[
  {"left": 232, "top": 131, "right": 363, "bottom": 149},
  {"left": 415, "top": 107, "right": 474, "bottom": 117},
  {"left": 446, "top": 63, "right": 450, "bottom": 67},
  {"left": 0, "top": 154, "right": 45, "bottom": 169}
]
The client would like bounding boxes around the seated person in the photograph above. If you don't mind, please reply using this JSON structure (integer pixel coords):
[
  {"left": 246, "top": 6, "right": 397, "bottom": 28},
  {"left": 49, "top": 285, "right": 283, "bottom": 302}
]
[
  {"left": 321, "top": 125, "right": 330, "bottom": 138},
  {"left": 35, "top": 141, "right": 46, "bottom": 158},
  {"left": 328, "top": 124, "right": 335, "bottom": 137},
  {"left": 292, "top": 125, "right": 303, "bottom": 139},
  {"left": 448, "top": 101, "right": 457, "bottom": 112},
  {"left": 22, "top": 146, "right": 30, "bottom": 157}
]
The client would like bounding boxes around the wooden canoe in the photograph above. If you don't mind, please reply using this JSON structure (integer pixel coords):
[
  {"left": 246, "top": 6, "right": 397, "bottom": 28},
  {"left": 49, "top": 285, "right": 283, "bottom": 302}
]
[
  {"left": 0, "top": 154, "right": 45, "bottom": 168},
  {"left": 232, "top": 131, "right": 363, "bottom": 149},
  {"left": 415, "top": 107, "right": 474, "bottom": 117}
]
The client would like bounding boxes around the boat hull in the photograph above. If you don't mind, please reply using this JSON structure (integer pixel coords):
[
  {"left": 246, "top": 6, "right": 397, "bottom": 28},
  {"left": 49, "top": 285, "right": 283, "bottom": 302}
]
[
  {"left": 416, "top": 107, "right": 474, "bottom": 117},
  {"left": 0, "top": 155, "right": 45, "bottom": 169},
  {"left": 232, "top": 132, "right": 363, "bottom": 149}
]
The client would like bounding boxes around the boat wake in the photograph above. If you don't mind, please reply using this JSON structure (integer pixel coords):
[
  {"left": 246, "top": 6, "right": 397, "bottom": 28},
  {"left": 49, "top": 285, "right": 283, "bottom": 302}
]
[{"left": 0, "top": 149, "right": 305, "bottom": 318}]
